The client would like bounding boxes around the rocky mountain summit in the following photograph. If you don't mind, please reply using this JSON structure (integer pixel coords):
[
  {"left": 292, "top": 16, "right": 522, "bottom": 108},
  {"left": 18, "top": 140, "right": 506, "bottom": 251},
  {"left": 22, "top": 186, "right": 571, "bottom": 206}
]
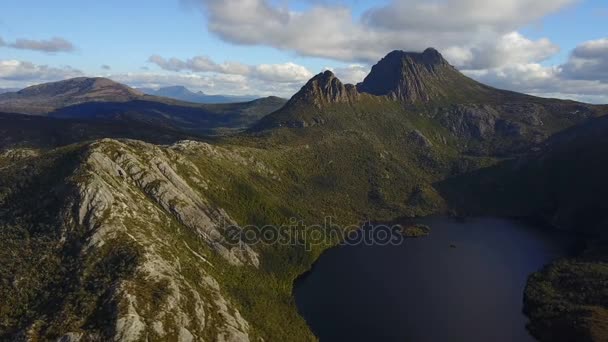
[
  {"left": 356, "top": 48, "right": 492, "bottom": 103},
  {"left": 287, "top": 70, "right": 360, "bottom": 108},
  {"left": 255, "top": 48, "right": 606, "bottom": 155}
]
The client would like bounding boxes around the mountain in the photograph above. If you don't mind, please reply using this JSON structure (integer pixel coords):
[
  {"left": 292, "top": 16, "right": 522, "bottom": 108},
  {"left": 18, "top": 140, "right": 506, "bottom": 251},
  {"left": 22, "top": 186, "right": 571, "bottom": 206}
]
[
  {"left": 253, "top": 70, "right": 362, "bottom": 129},
  {"left": 141, "top": 85, "right": 260, "bottom": 104},
  {"left": 0, "top": 77, "right": 142, "bottom": 115},
  {"left": 1, "top": 49, "right": 607, "bottom": 341},
  {"left": 256, "top": 49, "right": 606, "bottom": 156},
  {"left": 357, "top": 48, "right": 502, "bottom": 103},
  {"left": 0, "top": 78, "right": 286, "bottom": 135}
]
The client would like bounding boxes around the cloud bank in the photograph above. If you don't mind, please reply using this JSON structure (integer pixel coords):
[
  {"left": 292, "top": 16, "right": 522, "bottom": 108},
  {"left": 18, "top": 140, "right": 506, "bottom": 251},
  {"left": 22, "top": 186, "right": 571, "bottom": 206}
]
[
  {"left": 184, "top": 0, "right": 573, "bottom": 68},
  {"left": 0, "top": 36, "right": 75, "bottom": 53},
  {"left": 0, "top": 60, "right": 82, "bottom": 83},
  {"left": 176, "top": 0, "right": 606, "bottom": 103},
  {"left": 148, "top": 55, "right": 312, "bottom": 83}
]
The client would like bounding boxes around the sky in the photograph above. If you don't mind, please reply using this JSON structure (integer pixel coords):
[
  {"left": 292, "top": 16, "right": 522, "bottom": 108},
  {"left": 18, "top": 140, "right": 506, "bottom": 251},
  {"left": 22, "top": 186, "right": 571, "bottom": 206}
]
[{"left": 0, "top": 0, "right": 607, "bottom": 103}]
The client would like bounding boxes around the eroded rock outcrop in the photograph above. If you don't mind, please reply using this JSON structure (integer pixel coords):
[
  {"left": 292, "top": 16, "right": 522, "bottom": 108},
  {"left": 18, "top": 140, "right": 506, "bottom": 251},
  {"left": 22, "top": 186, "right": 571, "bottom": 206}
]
[{"left": 287, "top": 70, "right": 360, "bottom": 109}]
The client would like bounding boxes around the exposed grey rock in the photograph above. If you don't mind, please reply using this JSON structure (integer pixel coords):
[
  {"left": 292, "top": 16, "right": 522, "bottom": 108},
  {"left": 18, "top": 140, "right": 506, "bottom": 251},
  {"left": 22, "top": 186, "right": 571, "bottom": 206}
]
[
  {"left": 40, "top": 138, "right": 257, "bottom": 342},
  {"left": 408, "top": 130, "right": 433, "bottom": 148},
  {"left": 286, "top": 70, "right": 359, "bottom": 109},
  {"left": 436, "top": 105, "right": 499, "bottom": 140},
  {"left": 85, "top": 139, "right": 259, "bottom": 267},
  {"left": 57, "top": 332, "right": 83, "bottom": 342}
]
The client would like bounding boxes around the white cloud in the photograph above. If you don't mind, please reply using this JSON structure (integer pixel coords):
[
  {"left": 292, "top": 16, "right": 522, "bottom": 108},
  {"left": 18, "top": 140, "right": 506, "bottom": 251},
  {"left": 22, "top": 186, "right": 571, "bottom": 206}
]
[
  {"left": 109, "top": 71, "right": 303, "bottom": 97},
  {"left": 458, "top": 37, "right": 608, "bottom": 103},
  {"left": 325, "top": 64, "right": 370, "bottom": 84},
  {"left": 362, "top": 0, "right": 575, "bottom": 32},
  {"left": 148, "top": 54, "right": 313, "bottom": 83},
  {"left": 464, "top": 61, "right": 608, "bottom": 104},
  {"left": 561, "top": 38, "right": 608, "bottom": 82},
  {"left": 0, "top": 60, "right": 82, "bottom": 84},
  {"left": 459, "top": 32, "right": 559, "bottom": 69},
  {"left": 1, "top": 37, "right": 75, "bottom": 53},
  {"left": 185, "top": 0, "right": 574, "bottom": 69}
]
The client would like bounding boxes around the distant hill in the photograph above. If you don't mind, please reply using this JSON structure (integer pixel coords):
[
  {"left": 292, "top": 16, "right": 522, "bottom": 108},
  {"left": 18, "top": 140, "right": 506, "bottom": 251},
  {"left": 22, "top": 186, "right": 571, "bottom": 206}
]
[
  {"left": 0, "top": 111, "right": 193, "bottom": 150},
  {"left": 0, "top": 77, "right": 142, "bottom": 115},
  {"left": 0, "top": 78, "right": 287, "bottom": 135},
  {"left": 140, "top": 85, "right": 260, "bottom": 104},
  {"left": 0, "top": 88, "right": 19, "bottom": 94}
]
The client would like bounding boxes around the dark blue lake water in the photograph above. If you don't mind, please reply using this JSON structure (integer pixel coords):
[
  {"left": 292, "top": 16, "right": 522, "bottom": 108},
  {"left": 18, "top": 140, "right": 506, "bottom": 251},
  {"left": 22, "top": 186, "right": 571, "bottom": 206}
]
[{"left": 294, "top": 217, "right": 576, "bottom": 342}]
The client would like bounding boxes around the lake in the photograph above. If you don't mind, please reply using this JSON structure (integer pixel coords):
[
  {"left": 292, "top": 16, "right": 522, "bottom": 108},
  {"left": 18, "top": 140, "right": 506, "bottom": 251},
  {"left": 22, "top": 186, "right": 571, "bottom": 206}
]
[{"left": 294, "top": 217, "right": 576, "bottom": 342}]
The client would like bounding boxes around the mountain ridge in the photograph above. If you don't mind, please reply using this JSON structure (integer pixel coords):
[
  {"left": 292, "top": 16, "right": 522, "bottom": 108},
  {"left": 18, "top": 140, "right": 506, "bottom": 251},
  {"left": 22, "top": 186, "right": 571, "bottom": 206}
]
[
  {"left": 1, "top": 48, "right": 608, "bottom": 342},
  {"left": 0, "top": 77, "right": 143, "bottom": 114},
  {"left": 0, "top": 78, "right": 287, "bottom": 135},
  {"left": 356, "top": 48, "right": 501, "bottom": 103},
  {"left": 253, "top": 48, "right": 606, "bottom": 156},
  {"left": 140, "top": 85, "right": 260, "bottom": 104}
]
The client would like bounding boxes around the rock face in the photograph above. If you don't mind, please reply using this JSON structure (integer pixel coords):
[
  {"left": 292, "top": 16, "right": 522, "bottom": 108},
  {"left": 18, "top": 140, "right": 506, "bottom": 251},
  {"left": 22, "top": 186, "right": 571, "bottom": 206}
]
[
  {"left": 357, "top": 48, "right": 492, "bottom": 103},
  {"left": 0, "top": 139, "right": 258, "bottom": 341},
  {"left": 287, "top": 70, "right": 359, "bottom": 109},
  {"left": 252, "top": 70, "right": 361, "bottom": 129},
  {"left": 436, "top": 105, "right": 502, "bottom": 140}
]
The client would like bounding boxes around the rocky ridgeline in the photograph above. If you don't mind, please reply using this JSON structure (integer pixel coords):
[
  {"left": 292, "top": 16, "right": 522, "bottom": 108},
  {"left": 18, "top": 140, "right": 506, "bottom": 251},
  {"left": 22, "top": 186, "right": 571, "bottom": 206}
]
[
  {"left": 255, "top": 48, "right": 605, "bottom": 149},
  {"left": 0, "top": 138, "right": 269, "bottom": 341},
  {"left": 73, "top": 139, "right": 259, "bottom": 341},
  {"left": 286, "top": 70, "right": 360, "bottom": 109},
  {"left": 357, "top": 48, "right": 459, "bottom": 103}
]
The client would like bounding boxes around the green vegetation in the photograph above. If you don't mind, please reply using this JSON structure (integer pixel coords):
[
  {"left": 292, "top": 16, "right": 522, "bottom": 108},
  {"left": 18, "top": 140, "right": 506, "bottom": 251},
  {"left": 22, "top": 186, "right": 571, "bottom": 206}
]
[
  {"left": 524, "top": 241, "right": 608, "bottom": 342},
  {"left": 1, "top": 50, "right": 608, "bottom": 341},
  {"left": 402, "top": 224, "right": 431, "bottom": 237}
]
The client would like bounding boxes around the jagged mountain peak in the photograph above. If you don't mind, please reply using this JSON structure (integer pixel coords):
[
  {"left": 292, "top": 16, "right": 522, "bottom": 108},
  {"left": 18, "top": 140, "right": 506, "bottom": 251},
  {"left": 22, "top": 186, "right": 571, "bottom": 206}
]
[
  {"left": 382, "top": 48, "right": 448, "bottom": 68},
  {"left": 287, "top": 70, "right": 359, "bottom": 109},
  {"left": 357, "top": 48, "right": 491, "bottom": 103}
]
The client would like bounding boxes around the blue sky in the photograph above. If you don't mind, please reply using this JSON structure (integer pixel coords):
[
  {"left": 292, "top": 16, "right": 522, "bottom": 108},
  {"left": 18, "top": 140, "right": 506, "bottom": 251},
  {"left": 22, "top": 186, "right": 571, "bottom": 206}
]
[
  {"left": 0, "top": 0, "right": 344, "bottom": 73},
  {"left": 1, "top": 0, "right": 607, "bottom": 102}
]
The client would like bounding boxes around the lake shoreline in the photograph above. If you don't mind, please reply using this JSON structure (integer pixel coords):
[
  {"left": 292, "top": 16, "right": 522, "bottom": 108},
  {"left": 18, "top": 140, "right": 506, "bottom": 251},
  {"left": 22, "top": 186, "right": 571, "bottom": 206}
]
[{"left": 292, "top": 216, "right": 580, "bottom": 341}]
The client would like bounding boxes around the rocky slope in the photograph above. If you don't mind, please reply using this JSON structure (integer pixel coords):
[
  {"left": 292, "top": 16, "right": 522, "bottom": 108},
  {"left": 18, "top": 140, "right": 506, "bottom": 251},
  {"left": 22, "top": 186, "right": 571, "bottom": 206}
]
[
  {"left": 0, "top": 139, "right": 264, "bottom": 341},
  {"left": 357, "top": 48, "right": 498, "bottom": 103}
]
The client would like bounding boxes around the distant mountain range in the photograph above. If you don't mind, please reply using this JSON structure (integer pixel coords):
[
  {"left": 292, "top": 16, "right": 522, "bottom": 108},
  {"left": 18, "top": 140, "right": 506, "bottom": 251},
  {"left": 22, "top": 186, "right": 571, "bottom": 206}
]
[
  {"left": 0, "top": 78, "right": 287, "bottom": 139},
  {"left": 139, "top": 85, "right": 260, "bottom": 104}
]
